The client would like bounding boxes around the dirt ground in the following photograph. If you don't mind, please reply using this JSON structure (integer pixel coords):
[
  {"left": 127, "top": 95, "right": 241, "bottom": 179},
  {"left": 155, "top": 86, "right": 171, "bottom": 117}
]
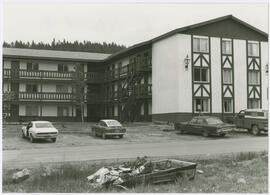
[{"left": 2, "top": 122, "right": 259, "bottom": 151}]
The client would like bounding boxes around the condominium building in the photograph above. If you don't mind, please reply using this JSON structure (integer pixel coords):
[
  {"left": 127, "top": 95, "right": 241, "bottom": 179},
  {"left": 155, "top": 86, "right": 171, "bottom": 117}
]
[{"left": 2, "top": 15, "right": 269, "bottom": 122}]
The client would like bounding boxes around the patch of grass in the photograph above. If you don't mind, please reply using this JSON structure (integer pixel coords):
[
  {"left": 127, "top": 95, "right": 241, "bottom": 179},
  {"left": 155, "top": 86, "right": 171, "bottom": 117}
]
[{"left": 3, "top": 152, "right": 268, "bottom": 193}]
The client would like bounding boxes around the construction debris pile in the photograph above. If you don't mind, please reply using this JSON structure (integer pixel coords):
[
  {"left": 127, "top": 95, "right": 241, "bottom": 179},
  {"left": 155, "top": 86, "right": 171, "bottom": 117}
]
[
  {"left": 87, "top": 156, "right": 151, "bottom": 188},
  {"left": 87, "top": 156, "right": 195, "bottom": 189}
]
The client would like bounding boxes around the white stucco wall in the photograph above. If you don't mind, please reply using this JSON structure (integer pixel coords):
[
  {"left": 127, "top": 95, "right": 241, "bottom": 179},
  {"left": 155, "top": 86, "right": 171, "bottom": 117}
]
[
  {"left": 42, "top": 105, "right": 57, "bottom": 116},
  {"left": 152, "top": 33, "right": 192, "bottom": 114},
  {"left": 42, "top": 84, "right": 56, "bottom": 92},
  {"left": 234, "top": 39, "right": 247, "bottom": 112},
  {"left": 19, "top": 105, "right": 40, "bottom": 116},
  {"left": 260, "top": 41, "right": 269, "bottom": 109},
  {"left": 211, "top": 37, "right": 222, "bottom": 113},
  {"left": 19, "top": 105, "right": 87, "bottom": 117},
  {"left": 39, "top": 62, "right": 58, "bottom": 71}
]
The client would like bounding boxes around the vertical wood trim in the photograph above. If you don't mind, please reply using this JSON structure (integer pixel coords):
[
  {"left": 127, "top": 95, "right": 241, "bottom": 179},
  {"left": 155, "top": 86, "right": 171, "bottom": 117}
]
[
  {"left": 209, "top": 36, "right": 212, "bottom": 114},
  {"left": 231, "top": 38, "right": 235, "bottom": 114},
  {"left": 246, "top": 40, "right": 249, "bottom": 108},
  {"left": 220, "top": 38, "right": 224, "bottom": 115},
  {"left": 259, "top": 41, "right": 262, "bottom": 108},
  {"left": 191, "top": 35, "right": 194, "bottom": 114}
]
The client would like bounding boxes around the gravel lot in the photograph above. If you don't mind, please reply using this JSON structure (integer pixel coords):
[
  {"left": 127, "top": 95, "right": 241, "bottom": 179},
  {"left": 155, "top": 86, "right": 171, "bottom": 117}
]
[{"left": 2, "top": 122, "right": 259, "bottom": 150}]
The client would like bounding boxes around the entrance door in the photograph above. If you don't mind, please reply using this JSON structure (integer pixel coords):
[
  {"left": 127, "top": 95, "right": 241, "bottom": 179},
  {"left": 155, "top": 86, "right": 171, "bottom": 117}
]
[{"left": 10, "top": 104, "right": 19, "bottom": 122}]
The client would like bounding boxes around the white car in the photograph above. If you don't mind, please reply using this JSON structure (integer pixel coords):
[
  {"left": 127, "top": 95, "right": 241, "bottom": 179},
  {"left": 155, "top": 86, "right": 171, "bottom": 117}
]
[{"left": 22, "top": 121, "right": 58, "bottom": 143}]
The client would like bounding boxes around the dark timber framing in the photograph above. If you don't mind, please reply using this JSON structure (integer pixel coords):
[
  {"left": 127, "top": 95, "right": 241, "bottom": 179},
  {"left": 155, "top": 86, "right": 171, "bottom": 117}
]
[
  {"left": 191, "top": 35, "right": 212, "bottom": 114},
  {"left": 246, "top": 40, "right": 262, "bottom": 109},
  {"left": 220, "top": 38, "right": 235, "bottom": 116}
]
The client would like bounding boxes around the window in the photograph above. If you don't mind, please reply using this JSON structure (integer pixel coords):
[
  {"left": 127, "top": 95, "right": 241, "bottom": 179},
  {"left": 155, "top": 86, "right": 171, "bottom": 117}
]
[
  {"left": 248, "top": 71, "right": 260, "bottom": 84},
  {"left": 27, "top": 62, "right": 39, "bottom": 71},
  {"left": 26, "top": 105, "right": 38, "bottom": 116},
  {"left": 224, "top": 99, "right": 233, "bottom": 113},
  {"left": 194, "top": 98, "right": 209, "bottom": 112},
  {"left": 58, "top": 64, "right": 68, "bottom": 72},
  {"left": 26, "top": 84, "right": 38, "bottom": 93},
  {"left": 222, "top": 39, "right": 232, "bottom": 54},
  {"left": 248, "top": 42, "right": 259, "bottom": 56},
  {"left": 194, "top": 68, "right": 209, "bottom": 82},
  {"left": 248, "top": 99, "right": 260, "bottom": 109},
  {"left": 56, "top": 85, "right": 69, "bottom": 93},
  {"left": 57, "top": 106, "right": 69, "bottom": 117},
  {"left": 193, "top": 37, "right": 209, "bottom": 52},
  {"left": 223, "top": 69, "right": 232, "bottom": 84}
]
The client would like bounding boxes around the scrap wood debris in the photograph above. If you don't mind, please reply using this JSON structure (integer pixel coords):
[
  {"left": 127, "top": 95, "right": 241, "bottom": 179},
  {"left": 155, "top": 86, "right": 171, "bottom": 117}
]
[
  {"left": 87, "top": 156, "right": 150, "bottom": 188},
  {"left": 86, "top": 156, "right": 188, "bottom": 189}
]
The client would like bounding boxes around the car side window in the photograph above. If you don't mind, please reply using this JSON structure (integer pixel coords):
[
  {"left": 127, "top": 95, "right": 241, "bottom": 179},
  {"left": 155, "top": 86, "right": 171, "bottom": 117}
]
[
  {"left": 197, "top": 119, "right": 205, "bottom": 124},
  {"left": 99, "top": 121, "right": 107, "bottom": 127},
  {"left": 238, "top": 110, "right": 245, "bottom": 118},
  {"left": 190, "top": 118, "right": 197, "bottom": 124}
]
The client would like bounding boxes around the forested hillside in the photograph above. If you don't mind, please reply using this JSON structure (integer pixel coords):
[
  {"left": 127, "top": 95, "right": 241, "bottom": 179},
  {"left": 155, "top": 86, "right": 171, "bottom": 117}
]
[{"left": 3, "top": 39, "right": 127, "bottom": 54}]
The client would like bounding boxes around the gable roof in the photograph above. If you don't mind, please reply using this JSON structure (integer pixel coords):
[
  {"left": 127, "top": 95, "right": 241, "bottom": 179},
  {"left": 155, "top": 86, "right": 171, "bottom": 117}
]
[
  {"left": 3, "top": 15, "right": 268, "bottom": 63},
  {"left": 3, "top": 47, "right": 110, "bottom": 62},
  {"left": 107, "top": 15, "right": 268, "bottom": 61}
]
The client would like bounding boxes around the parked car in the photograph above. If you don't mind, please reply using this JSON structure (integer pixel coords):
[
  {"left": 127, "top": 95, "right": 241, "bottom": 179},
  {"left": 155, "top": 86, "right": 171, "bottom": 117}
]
[
  {"left": 174, "top": 116, "right": 235, "bottom": 137},
  {"left": 226, "top": 109, "right": 268, "bottom": 135},
  {"left": 22, "top": 121, "right": 58, "bottom": 143},
  {"left": 92, "top": 119, "right": 126, "bottom": 139}
]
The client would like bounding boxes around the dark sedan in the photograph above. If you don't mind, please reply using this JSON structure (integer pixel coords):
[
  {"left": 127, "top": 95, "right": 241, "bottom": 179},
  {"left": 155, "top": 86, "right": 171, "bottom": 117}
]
[
  {"left": 174, "top": 116, "right": 235, "bottom": 137},
  {"left": 92, "top": 119, "right": 126, "bottom": 139}
]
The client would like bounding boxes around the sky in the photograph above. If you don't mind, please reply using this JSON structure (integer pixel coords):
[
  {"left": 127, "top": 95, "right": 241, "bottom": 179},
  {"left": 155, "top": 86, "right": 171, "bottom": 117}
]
[{"left": 2, "top": 2, "right": 269, "bottom": 47}]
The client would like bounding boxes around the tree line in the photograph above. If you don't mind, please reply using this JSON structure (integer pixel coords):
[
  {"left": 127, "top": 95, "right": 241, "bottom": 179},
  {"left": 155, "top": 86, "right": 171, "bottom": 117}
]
[{"left": 3, "top": 39, "right": 127, "bottom": 54}]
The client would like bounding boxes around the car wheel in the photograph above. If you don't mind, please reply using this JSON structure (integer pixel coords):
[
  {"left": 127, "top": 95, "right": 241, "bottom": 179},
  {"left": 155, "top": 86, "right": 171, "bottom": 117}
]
[
  {"left": 30, "top": 134, "right": 35, "bottom": 143},
  {"left": 51, "top": 138, "right": 56, "bottom": 142},
  {"left": 251, "top": 125, "right": 260, "bottom": 136},
  {"left": 102, "top": 133, "right": 107, "bottom": 139},
  {"left": 203, "top": 131, "right": 209, "bottom": 137},
  {"left": 119, "top": 135, "right": 124, "bottom": 139},
  {"left": 219, "top": 133, "right": 226, "bottom": 137},
  {"left": 178, "top": 129, "right": 184, "bottom": 134}
]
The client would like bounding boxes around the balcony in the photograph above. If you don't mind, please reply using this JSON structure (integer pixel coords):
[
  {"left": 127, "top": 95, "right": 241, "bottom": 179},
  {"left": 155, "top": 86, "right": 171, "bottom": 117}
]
[
  {"left": 19, "top": 92, "right": 74, "bottom": 101},
  {"left": 3, "top": 69, "right": 103, "bottom": 83},
  {"left": 105, "top": 63, "right": 152, "bottom": 81},
  {"left": 135, "top": 84, "right": 152, "bottom": 98}
]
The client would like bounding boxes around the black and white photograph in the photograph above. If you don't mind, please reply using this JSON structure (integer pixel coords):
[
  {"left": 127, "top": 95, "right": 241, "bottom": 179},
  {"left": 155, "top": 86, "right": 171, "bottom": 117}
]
[{"left": 1, "top": 1, "right": 269, "bottom": 193}]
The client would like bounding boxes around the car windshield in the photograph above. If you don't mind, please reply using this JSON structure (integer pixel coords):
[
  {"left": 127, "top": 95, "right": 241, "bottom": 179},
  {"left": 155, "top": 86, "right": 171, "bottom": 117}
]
[
  {"left": 105, "top": 120, "right": 122, "bottom": 127},
  {"left": 35, "top": 122, "right": 53, "bottom": 128},
  {"left": 205, "top": 118, "right": 224, "bottom": 125}
]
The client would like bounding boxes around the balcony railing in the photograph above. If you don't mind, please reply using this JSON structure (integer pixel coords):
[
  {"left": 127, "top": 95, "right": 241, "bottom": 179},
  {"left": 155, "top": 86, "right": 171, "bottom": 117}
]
[
  {"left": 3, "top": 69, "right": 103, "bottom": 82},
  {"left": 105, "top": 63, "right": 152, "bottom": 81},
  {"left": 102, "top": 84, "right": 152, "bottom": 102},
  {"left": 85, "top": 72, "right": 104, "bottom": 82},
  {"left": 19, "top": 92, "right": 73, "bottom": 101},
  {"left": 135, "top": 84, "right": 152, "bottom": 97},
  {"left": 3, "top": 69, "right": 11, "bottom": 78}
]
